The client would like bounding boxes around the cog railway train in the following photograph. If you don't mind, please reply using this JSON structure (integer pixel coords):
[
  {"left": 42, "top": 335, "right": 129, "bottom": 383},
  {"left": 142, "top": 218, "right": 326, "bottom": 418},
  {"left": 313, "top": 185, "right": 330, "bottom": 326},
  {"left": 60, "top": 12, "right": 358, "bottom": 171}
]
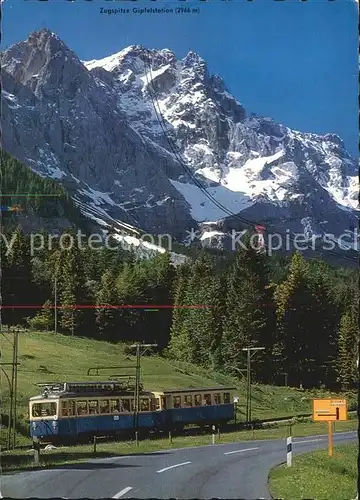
[{"left": 29, "top": 381, "right": 236, "bottom": 443}]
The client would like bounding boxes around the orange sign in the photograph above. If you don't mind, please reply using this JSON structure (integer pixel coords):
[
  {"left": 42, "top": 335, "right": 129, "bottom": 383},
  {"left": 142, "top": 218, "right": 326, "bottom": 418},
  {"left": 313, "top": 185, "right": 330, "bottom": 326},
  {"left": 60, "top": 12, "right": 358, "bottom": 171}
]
[{"left": 312, "top": 399, "right": 347, "bottom": 421}]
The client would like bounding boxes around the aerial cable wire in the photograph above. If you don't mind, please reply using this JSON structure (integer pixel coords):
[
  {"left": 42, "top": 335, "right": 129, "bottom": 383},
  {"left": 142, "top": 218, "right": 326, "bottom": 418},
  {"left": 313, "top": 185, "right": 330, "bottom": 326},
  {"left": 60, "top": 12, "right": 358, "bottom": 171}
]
[
  {"left": 143, "top": 52, "right": 358, "bottom": 264},
  {"left": 142, "top": 52, "right": 244, "bottom": 223}
]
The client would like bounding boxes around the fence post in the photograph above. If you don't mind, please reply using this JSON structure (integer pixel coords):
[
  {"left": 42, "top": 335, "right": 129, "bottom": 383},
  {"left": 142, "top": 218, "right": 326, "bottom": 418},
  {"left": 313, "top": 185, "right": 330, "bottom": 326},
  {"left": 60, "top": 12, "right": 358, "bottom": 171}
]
[
  {"left": 287, "top": 424, "right": 292, "bottom": 467},
  {"left": 93, "top": 435, "right": 97, "bottom": 454},
  {"left": 217, "top": 425, "right": 220, "bottom": 441},
  {"left": 33, "top": 437, "right": 40, "bottom": 465}
]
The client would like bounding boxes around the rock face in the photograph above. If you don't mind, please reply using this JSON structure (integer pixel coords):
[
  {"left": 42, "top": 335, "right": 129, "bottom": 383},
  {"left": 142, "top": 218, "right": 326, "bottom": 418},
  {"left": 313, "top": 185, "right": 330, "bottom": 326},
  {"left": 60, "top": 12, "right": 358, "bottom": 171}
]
[{"left": 2, "top": 29, "right": 358, "bottom": 254}]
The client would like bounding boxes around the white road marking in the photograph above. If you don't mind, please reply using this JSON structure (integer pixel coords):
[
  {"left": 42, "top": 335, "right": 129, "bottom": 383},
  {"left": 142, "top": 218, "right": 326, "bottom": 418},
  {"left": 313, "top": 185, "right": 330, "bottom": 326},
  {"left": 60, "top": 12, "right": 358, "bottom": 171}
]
[
  {"left": 294, "top": 439, "right": 323, "bottom": 444},
  {"left": 112, "top": 486, "right": 133, "bottom": 499},
  {"left": 156, "top": 461, "right": 192, "bottom": 473},
  {"left": 333, "top": 431, "right": 357, "bottom": 436},
  {"left": 295, "top": 430, "right": 355, "bottom": 440},
  {"left": 224, "top": 447, "right": 259, "bottom": 455}
]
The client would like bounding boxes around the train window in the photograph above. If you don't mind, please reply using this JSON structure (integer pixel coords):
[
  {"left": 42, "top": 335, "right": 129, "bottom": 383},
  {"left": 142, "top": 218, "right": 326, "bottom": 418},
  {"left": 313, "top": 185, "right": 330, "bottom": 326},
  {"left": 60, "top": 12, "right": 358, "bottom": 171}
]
[
  {"left": 214, "top": 393, "right": 221, "bottom": 404},
  {"left": 194, "top": 395, "right": 202, "bottom": 406},
  {"left": 68, "top": 400, "right": 76, "bottom": 416},
  {"left": 223, "top": 393, "right": 230, "bottom": 404},
  {"left": 203, "top": 394, "right": 211, "bottom": 406},
  {"left": 184, "top": 395, "right": 193, "bottom": 407},
  {"left": 76, "top": 401, "right": 88, "bottom": 415},
  {"left": 61, "top": 401, "right": 68, "bottom": 416},
  {"left": 100, "top": 400, "right": 110, "bottom": 414},
  {"left": 110, "top": 399, "right": 120, "bottom": 413},
  {"left": 88, "top": 400, "right": 99, "bottom": 414},
  {"left": 140, "top": 399, "right": 150, "bottom": 411},
  {"left": 120, "top": 399, "right": 130, "bottom": 412},
  {"left": 173, "top": 396, "right": 181, "bottom": 408},
  {"left": 161, "top": 396, "right": 166, "bottom": 409},
  {"left": 32, "top": 402, "right": 57, "bottom": 417},
  {"left": 155, "top": 398, "right": 160, "bottom": 410}
]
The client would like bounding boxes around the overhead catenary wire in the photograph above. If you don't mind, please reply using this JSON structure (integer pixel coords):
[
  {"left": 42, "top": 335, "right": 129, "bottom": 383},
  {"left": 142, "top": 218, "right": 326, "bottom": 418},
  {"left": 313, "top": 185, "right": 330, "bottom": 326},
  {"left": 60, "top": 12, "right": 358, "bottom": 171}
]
[{"left": 143, "top": 52, "right": 358, "bottom": 265}]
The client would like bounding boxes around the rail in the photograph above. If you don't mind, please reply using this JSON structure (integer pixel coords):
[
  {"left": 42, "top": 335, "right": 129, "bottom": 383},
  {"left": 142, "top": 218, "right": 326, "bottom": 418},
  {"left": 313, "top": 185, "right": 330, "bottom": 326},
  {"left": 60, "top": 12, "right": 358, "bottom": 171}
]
[{"left": 8, "top": 410, "right": 357, "bottom": 451}]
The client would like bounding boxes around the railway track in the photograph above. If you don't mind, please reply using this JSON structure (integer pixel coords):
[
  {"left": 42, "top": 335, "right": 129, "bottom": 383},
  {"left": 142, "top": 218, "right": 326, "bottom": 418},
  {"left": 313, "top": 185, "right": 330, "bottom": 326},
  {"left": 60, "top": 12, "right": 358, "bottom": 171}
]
[{"left": 5, "top": 410, "right": 357, "bottom": 451}]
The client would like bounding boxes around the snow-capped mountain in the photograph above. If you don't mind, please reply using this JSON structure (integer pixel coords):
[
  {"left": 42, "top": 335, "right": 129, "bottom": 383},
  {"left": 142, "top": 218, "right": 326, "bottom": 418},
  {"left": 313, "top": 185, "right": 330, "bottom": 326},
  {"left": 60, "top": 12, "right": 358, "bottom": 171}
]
[{"left": 2, "top": 29, "right": 358, "bottom": 254}]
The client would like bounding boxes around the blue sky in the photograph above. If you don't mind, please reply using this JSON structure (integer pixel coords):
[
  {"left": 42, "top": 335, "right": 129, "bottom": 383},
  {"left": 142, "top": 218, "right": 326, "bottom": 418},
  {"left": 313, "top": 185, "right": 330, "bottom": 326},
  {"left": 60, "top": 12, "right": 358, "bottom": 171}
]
[{"left": 2, "top": 0, "right": 358, "bottom": 156}]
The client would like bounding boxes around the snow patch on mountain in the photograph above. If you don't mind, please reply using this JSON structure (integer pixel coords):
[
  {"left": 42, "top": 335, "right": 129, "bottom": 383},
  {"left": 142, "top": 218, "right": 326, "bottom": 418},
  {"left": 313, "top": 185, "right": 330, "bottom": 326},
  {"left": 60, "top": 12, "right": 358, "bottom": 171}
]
[
  {"left": 78, "top": 186, "right": 117, "bottom": 207},
  {"left": 169, "top": 179, "right": 253, "bottom": 222},
  {"left": 200, "top": 230, "right": 224, "bottom": 241}
]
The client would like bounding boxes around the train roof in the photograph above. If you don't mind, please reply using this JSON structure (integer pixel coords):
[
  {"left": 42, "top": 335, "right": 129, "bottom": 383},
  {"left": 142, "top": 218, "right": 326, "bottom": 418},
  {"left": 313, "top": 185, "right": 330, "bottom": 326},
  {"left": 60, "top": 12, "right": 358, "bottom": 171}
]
[
  {"left": 29, "top": 390, "right": 153, "bottom": 401},
  {"left": 31, "top": 381, "right": 145, "bottom": 399},
  {"left": 29, "top": 381, "right": 236, "bottom": 401}
]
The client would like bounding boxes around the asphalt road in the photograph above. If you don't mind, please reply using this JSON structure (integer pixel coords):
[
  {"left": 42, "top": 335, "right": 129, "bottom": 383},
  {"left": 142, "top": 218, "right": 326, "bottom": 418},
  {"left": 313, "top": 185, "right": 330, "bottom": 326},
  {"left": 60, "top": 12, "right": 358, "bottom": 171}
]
[{"left": 0, "top": 431, "right": 356, "bottom": 499}]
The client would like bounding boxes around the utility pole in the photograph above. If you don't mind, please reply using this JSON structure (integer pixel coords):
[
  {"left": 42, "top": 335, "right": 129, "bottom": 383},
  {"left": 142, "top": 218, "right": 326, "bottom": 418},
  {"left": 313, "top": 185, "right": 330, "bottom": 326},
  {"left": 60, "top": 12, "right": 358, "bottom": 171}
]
[
  {"left": 54, "top": 276, "right": 58, "bottom": 334},
  {"left": 9, "top": 330, "right": 16, "bottom": 449},
  {"left": 130, "top": 343, "right": 157, "bottom": 445},
  {"left": 242, "top": 347, "right": 265, "bottom": 422},
  {"left": 280, "top": 372, "right": 288, "bottom": 387},
  {"left": 12, "top": 329, "right": 19, "bottom": 449},
  {"left": 0, "top": 356, "right": 13, "bottom": 449},
  {"left": 0, "top": 329, "right": 20, "bottom": 449}
]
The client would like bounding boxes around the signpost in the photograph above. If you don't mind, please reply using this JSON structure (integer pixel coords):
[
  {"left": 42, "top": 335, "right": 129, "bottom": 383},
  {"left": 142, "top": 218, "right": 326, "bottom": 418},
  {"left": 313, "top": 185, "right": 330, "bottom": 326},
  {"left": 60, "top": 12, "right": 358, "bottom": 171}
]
[{"left": 312, "top": 399, "right": 347, "bottom": 456}]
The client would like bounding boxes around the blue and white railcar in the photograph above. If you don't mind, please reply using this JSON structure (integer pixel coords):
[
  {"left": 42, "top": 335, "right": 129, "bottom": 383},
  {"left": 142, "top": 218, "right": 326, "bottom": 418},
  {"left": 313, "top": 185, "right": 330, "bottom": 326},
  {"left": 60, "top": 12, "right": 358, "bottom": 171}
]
[
  {"left": 29, "top": 381, "right": 164, "bottom": 443},
  {"left": 29, "top": 382, "right": 236, "bottom": 443},
  {"left": 153, "top": 387, "right": 235, "bottom": 430}
]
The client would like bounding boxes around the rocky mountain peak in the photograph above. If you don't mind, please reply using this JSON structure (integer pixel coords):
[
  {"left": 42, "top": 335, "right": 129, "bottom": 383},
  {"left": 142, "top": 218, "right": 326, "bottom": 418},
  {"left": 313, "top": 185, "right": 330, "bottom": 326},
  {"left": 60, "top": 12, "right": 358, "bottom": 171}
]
[
  {"left": 183, "top": 50, "right": 205, "bottom": 67},
  {"left": 1, "top": 30, "right": 358, "bottom": 259},
  {"left": 2, "top": 29, "right": 86, "bottom": 99}
]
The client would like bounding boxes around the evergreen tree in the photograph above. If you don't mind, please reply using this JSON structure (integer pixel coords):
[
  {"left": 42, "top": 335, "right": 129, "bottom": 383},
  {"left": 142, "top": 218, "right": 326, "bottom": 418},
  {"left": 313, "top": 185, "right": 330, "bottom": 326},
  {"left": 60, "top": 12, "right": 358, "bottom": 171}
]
[
  {"left": 28, "top": 300, "right": 53, "bottom": 331},
  {"left": 96, "top": 269, "right": 118, "bottom": 340},
  {"left": 5, "top": 227, "right": 34, "bottom": 325},
  {"left": 337, "top": 309, "right": 359, "bottom": 388},
  {"left": 274, "top": 252, "right": 321, "bottom": 386},
  {"left": 0, "top": 150, "right": 91, "bottom": 232},
  {"left": 167, "top": 263, "right": 193, "bottom": 362},
  {"left": 169, "top": 254, "right": 225, "bottom": 367},
  {"left": 222, "top": 246, "right": 270, "bottom": 376},
  {"left": 306, "top": 261, "right": 340, "bottom": 385},
  {"left": 58, "top": 238, "right": 87, "bottom": 335},
  {"left": 142, "top": 253, "right": 176, "bottom": 348},
  {"left": 115, "top": 262, "right": 145, "bottom": 341}
]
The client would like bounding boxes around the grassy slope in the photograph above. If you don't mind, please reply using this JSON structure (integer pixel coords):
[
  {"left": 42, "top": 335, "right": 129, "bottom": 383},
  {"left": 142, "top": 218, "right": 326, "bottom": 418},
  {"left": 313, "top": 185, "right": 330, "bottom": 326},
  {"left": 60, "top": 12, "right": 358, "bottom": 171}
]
[
  {"left": 269, "top": 443, "right": 358, "bottom": 500},
  {"left": 0, "top": 331, "right": 357, "bottom": 445}
]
